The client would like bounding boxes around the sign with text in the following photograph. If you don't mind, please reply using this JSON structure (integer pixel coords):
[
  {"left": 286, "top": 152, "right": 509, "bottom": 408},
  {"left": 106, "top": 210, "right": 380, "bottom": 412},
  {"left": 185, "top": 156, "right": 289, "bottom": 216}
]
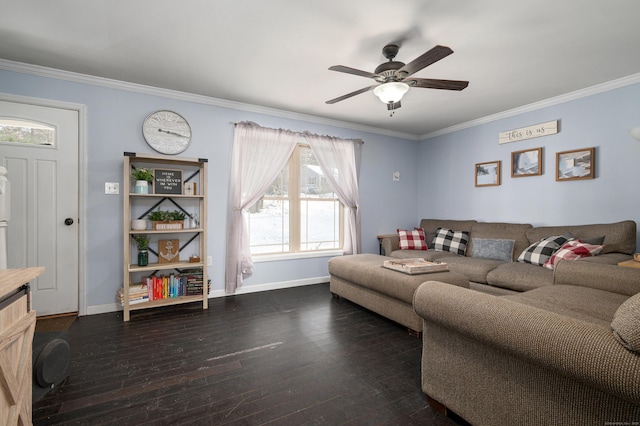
[
  {"left": 153, "top": 168, "right": 183, "bottom": 194},
  {"left": 498, "top": 120, "right": 558, "bottom": 144}
]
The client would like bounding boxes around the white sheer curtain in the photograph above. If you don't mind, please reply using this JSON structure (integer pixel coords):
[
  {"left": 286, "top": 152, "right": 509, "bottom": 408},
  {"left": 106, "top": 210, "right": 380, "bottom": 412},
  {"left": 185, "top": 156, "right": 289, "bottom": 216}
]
[
  {"left": 304, "top": 132, "right": 362, "bottom": 255},
  {"left": 225, "top": 122, "right": 298, "bottom": 293}
]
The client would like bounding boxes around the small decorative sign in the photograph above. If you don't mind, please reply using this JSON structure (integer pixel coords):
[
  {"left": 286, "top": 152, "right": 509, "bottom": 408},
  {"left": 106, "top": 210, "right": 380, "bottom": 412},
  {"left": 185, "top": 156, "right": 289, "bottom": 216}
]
[
  {"left": 158, "top": 239, "right": 180, "bottom": 263},
  {"left": 499, "top": 120, "right": 558, "bottom": 144},
  {"left": 154, "top": 168, "right": 183, "bottom": 194},
  {"left": 184, "top": 182, "right": 197, "bottom": 196}
]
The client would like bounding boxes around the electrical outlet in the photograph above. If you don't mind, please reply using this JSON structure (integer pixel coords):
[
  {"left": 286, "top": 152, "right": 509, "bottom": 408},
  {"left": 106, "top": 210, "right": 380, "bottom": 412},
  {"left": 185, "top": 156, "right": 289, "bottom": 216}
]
[
  {"left": 207, "top": 256, "right": 212, "bottom": 266},
  {"left": 105, "top": 182, "right": 119, "bottom": 194}
]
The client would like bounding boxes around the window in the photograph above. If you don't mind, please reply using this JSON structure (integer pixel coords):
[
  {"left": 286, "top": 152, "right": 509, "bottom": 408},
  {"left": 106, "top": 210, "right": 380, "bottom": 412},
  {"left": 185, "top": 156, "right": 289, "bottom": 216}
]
[
  {"left": 0, "top": 118, "right": 55, "bottom": 146},
  {"left": 248, "top": 144, "right": 343, "bottom": 255}
]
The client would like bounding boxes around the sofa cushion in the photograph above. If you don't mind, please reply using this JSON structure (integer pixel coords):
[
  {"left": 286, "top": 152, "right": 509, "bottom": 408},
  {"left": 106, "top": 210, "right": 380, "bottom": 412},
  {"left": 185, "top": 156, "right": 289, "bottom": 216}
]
[
  {"left": 432, "top": 228, "right": 469, "bottom": 255},
  {"left": 397, "top": 228, "right": 427, "bottom": 250},
  {"left": 526, "top": 220, "right": 636, "bottom": 255},
  {"left": 486, "top": 262, "right": 554, "bottom": 292},
  {"left": 503, "top": 285, "right": 628, "bottom": 327},
  {"left": 611, "top": 292, "right": 640, "bottom": 353},
  {"left": 517, "top": 235, "right": 571, "bottom": 266},
  {"left": 467, "top": 222, "right": 532, "bottom": 261},
  {"left": 419, "top": 219, "right": 477, "bottom": 249},
  {"left": 441, "top": 256, "right": 505, "bottom": 284},
  {"left": 554, "top": 261, "right": 640, "bottom": 296},
  {"left": 471, "top": 238, "right": 515, "bottom": 262},
  {"left": 543, "top": 240, "right": 604, "bottom": 270}
]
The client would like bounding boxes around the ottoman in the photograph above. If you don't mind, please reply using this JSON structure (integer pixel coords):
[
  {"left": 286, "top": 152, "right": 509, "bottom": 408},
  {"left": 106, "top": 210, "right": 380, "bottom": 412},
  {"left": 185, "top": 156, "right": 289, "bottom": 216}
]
[{"left": 328, "top": 254, "right": 469, "bottom": 336}]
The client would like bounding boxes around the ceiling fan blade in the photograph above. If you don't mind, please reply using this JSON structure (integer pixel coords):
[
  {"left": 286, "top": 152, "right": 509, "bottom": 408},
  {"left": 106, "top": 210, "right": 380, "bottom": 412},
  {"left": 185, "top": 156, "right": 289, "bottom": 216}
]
[
  {"left": 398, "top": 45, "right": 454, "bottom": 77},
  {"left": 326, "top": 85, "right": 379, "bottom": 104},
  {"left": 409, "top": 78, "right": 469, "bottom": 91},
  {"left": 329, "top": 65, "right": 379, "bottom": 79}
]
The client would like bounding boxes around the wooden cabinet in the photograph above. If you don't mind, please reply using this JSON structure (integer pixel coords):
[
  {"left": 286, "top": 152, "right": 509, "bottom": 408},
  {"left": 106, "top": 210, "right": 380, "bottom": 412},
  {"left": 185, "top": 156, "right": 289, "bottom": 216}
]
[
  {"left": 122, "top": 152, "right": 208, "bottom": 321},
  {"left": 0, "top": 266, "right": 44, "bottom": 425}
]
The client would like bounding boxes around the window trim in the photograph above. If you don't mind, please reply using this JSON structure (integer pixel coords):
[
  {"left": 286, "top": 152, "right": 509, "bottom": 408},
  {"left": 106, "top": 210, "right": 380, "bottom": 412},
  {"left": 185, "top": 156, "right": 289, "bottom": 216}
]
[{"left": 252, "top": 249, "right": 344, "bottom": 263}]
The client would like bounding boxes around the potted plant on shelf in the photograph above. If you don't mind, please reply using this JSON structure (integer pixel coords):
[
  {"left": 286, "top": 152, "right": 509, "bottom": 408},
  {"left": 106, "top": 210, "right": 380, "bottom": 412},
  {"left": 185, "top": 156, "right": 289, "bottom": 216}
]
[
  {"left": 148, "top": 209, "right": 186, "bottom": 230},
  {"left": 131, "top": 167, "right": 154, "bottom": 194},
  {"left": 132, "top": 234, "right": 150, "bottom": 266}
]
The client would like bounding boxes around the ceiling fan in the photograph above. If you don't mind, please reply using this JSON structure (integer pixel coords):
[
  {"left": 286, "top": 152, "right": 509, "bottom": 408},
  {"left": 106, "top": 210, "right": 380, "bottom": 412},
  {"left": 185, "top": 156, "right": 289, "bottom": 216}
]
[{"left": 326, "top": 44, "right": 468, "bottom": 114}]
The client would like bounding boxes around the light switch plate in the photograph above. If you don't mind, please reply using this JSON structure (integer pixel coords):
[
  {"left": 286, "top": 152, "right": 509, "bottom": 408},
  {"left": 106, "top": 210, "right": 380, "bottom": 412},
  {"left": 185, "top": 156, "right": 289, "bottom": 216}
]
[
  {"left": 105, "top": 182, "right": 119, "bottom": 194},
  {"left": 392, "top": 172, "right": 400, "bottom": 182}
]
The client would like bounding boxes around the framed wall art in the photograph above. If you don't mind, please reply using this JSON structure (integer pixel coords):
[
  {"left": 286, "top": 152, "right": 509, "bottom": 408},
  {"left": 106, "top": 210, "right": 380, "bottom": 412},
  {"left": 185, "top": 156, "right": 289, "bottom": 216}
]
[
  {"left": 556, "top": 147, "right": 595, "bottom": 181},
  {"left": 511, "top": 147, "right": 542, "bottom": 178},
  {"left": 475, "top": 161, "right": 501, "bottom": 187}
]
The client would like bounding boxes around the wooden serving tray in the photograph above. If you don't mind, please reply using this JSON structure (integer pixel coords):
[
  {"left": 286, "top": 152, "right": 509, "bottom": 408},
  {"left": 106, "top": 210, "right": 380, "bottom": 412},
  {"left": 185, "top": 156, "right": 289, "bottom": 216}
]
[{"left": 382, "top": 258, "right": 449, "bottom": 275}]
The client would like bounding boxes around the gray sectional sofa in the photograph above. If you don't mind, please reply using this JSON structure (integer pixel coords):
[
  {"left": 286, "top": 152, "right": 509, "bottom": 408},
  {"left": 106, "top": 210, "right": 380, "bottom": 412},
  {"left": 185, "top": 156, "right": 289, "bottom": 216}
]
[
  {"left": 382, "top": 218, "right": 636, "bottom": 295},
  {"left": 328, "top": 218, "right": 639, "bottom": 424}
]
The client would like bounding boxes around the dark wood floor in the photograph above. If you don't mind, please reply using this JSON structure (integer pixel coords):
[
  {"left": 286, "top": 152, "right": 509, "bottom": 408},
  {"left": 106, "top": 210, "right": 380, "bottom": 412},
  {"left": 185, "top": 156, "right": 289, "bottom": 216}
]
[{"left": 33, "top": 283, "right": 461, "bottom": 425}]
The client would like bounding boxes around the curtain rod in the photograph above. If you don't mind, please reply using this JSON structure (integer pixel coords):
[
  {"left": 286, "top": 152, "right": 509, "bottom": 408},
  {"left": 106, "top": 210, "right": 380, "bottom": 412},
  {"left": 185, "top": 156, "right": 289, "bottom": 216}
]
[{"left": 229, "top": 121, "right": 364, "bottom": 144}]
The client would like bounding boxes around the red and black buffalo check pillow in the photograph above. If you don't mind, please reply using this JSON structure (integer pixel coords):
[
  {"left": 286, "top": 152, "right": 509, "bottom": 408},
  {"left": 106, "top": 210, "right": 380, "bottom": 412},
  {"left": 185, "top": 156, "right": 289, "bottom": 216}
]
[{"left": 397, "top": 228, "right": 428, "bottom": 250}]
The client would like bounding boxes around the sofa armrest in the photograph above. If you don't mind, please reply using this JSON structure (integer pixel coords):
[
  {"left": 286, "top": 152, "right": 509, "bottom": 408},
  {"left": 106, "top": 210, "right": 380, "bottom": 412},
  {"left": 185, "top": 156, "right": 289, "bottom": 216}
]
[
  {"left": 381, "top": 235, "right": 399, "bottom": 256},
  {"left": 554, "top": 261, "right": 640, "bottom": 296},
  {"left": 413, "top": 281, "right": 640, "bottom": 405}
]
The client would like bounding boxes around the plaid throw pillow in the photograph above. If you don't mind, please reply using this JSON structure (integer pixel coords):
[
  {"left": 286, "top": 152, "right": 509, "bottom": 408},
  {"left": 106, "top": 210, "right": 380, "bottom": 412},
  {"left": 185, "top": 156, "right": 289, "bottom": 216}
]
[
  {"left": 432, "top": 227, "right": 469, "bottom": 255},
  {"left": 543, "top": 240, "right": 604, "bottom": 270},
  {"left": 518, "top": 235, "right": 572, "bottom": 266},
  {"left": 397, "top": 228, "right": 427, "bottom": 250}
]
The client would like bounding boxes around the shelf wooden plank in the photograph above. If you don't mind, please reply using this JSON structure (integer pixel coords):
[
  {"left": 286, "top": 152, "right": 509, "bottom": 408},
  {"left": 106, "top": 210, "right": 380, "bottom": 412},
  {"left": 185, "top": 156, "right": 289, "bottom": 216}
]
[
  {"left": 129, "top": 193, "right": 205, "bottom": 199},
  {"left": 127, "top": 295, "right": 204, "bottom": 311},
  {"left": 128, "top": 228, "right": 204, "bottom": 235},
  {"left": 128, "top": 261, "right": 204, "bottom": 272},
  {"left": 125, "top": 152, "right": 207, "bottom": 166}
]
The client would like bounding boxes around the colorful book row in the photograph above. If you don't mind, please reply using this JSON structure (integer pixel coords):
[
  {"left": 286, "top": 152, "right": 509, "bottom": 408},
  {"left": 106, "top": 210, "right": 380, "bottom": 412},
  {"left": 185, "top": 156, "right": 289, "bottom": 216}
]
[{"left": 118, "top": 272, "right": 207, "bottom": 305}]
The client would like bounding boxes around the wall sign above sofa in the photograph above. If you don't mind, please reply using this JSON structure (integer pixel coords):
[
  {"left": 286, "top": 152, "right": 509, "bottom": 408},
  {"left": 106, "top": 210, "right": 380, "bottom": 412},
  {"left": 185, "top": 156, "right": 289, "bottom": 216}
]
[{"left": 498, "top": 120, "right": 558, "bottom": 144}]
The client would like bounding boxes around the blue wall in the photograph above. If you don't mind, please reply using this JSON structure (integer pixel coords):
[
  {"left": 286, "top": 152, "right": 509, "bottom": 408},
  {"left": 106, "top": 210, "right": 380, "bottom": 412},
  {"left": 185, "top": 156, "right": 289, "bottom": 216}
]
[
  {"left": 419, "top": 82, "right": 640, "bottom": 245},
  {"left": 0, "top": 66, "right": 419, "bottom": 313},
  {"left": 1, "top": 64, "right": 639, "bottom": 314}
]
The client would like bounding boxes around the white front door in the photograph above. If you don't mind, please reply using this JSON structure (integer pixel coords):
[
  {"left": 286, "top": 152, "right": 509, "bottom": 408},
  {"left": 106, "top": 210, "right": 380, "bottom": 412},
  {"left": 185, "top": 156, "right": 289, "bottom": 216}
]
[{"left": 0, "top": 99, "right": 79, "bottom": 316}]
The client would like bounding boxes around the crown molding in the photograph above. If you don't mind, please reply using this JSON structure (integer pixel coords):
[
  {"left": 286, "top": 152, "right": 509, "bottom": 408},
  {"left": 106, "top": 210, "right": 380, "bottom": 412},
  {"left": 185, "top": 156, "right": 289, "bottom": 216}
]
[
  {"left": 0, "top": 59, "right": 417, "bottom": 141},
  {"left": 420, "top": 72, "right": 640, "bottom": 140}
]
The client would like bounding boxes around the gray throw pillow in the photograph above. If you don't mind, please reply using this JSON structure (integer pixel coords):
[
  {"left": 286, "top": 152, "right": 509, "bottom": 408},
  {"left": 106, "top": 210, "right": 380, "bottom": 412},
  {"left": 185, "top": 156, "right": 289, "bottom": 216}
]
[
  {"left": 611, "top": 293, "right": 640, "bottom": 353},
  {"left": 581, "top": 235, "right": 605, "bottom": 245},
  {"left": 472, "top": 238, "right": 515, "bottom": 262}
]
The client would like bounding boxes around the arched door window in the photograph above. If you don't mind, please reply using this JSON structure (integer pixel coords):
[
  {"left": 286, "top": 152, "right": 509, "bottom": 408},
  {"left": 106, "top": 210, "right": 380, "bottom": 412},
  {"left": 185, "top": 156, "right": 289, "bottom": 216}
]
[{"left": 0, "top": 118, "right": 56, "bottom": 146}]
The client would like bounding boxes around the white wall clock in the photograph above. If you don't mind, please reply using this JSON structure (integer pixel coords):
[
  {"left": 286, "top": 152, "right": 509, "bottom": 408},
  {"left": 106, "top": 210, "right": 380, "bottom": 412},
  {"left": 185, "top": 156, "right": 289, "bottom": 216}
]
[{"left": 142, "top": 110, "right": 192, "bottom": 155}]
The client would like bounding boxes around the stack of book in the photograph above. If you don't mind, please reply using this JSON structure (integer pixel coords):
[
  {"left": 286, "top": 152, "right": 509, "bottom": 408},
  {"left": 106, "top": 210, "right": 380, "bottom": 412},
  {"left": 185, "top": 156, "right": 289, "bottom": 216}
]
[
  {"left": 183, "top": 270, "right": 205, "bottom": 296},
  {"left": 117, "top": 283, "right": 149, "bottom": 306}
]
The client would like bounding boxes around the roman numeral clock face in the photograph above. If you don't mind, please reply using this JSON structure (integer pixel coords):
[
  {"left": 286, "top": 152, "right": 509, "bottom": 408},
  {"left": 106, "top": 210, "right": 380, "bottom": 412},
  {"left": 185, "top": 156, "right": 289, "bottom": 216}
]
[{"left": 142, "top": 110, "right": 192, "bottom": 155}]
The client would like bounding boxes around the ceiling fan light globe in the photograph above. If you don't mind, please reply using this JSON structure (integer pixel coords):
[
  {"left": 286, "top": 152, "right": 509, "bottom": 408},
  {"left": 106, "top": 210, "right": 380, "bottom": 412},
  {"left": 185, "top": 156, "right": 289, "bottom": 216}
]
[{"left": 373, "top": 82, "right": 409, "bottom": 104}]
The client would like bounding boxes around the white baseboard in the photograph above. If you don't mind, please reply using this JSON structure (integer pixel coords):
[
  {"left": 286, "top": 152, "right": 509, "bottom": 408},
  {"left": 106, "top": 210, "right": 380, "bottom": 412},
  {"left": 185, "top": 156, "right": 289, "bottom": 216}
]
[
  {"left": 208, "top": 276, "right": 330, "bottom": 298},
  {"left": 86, "top": 302, "right": 121, "bottom": 316},
  {"left": 84, "top": 276, "right": 330, "bottom": 316}
]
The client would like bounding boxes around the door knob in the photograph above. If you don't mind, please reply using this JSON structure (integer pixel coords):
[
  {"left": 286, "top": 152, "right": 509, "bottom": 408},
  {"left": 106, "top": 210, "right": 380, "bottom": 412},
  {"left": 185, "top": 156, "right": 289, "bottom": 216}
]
[{"left": 64, "top": 218, "right": 74, "bottom": 226}]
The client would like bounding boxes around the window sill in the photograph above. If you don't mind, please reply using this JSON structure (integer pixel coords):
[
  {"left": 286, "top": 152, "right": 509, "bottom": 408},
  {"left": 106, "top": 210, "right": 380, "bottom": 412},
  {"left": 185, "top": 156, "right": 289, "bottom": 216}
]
[{"left": 252, "top": 250, "right": 344, "bottom": 263}]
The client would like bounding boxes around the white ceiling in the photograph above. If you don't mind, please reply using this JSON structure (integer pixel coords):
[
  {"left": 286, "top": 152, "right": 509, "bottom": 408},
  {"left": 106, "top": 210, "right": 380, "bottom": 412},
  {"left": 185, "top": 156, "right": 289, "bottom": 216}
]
[{"left": 2, "top": 1, "right": 640, "bottom": 137}]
